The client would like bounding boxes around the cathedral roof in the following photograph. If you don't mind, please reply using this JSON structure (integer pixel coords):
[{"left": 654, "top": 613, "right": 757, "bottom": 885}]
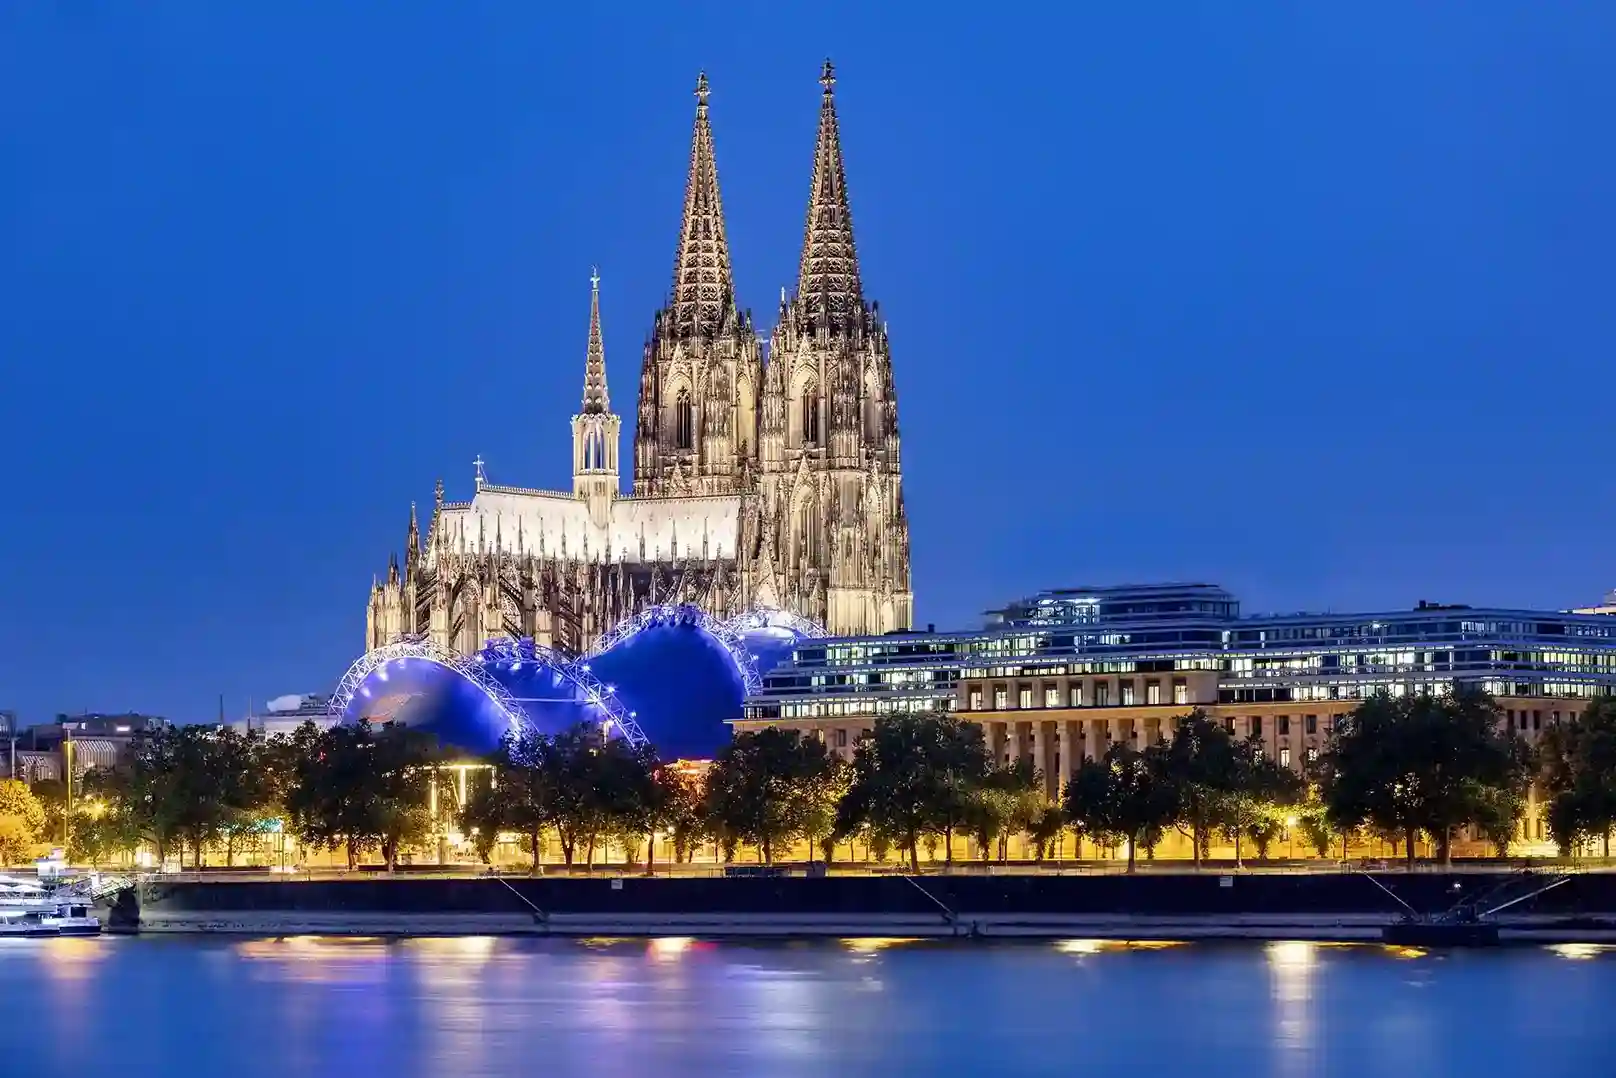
[{"left": 434, "top": 483, "right": 742, "bottom": 565}]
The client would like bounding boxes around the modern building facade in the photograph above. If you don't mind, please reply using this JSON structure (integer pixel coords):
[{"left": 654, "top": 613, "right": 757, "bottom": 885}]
[
  {"left": 8, "top": 713, "right": 170, "bottom": 782},
  {"left": 365, "top": 64, "right": 912, "bottom": 657},
  {"left": 738, "top": 583, "right": 1616, "bottom": 852}
]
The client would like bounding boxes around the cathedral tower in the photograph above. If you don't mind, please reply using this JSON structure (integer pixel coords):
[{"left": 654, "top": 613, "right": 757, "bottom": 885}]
[
  {"left": 633, "top": 73, "right": 763, "bottom": 497},
  {"left": 571, "top": 270, "right": 620, "bottom": 528},
  {"left": 757, "top": 61, "right": 912, "bottom": 635}
]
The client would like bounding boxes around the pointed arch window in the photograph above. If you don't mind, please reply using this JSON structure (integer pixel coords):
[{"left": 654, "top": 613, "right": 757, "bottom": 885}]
[
  {"left": 674, "top": 389, "right": 694, "bottom": 450},
  {"left": 802, "top": 390, "right": 822, "bottom": 447}
]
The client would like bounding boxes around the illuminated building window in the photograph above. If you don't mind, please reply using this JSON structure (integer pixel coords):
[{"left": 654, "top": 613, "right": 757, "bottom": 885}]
[
  {"left": 1224, "top": 717, "right": 1236, "bottom": 734},
  {"left": 1279, "top": 747, "right": 1291, "bottom": 768},
  {"left": 1305, "top": 746, "right": 1318, "bottom": 764},
  {"left": 1069, "top": 685, "right": 1082, "bottom": 707},
  {"left": 1044, "top": 685, "right": 1060, "bottom": 708},
  {"left": 1018, "top": 687, "right": 1032, "bottom": 709},
  {"left": 1173, "top": 679, "right": 1188, "bottom": 705},
  {"left": 993, "top": 687, "right": 1008, "bottom": 710},
  {"left": 1095, "top": 683, "right": 1110, "bottom": 708},
  {"left": 969, "top": 689, "right": 983, "bottom": 710},
  {"left": 1146, "top": 680, "right": 1161, "bottom": 706},
  {"left": 1120, "top": 681, "right": 1135, "bottom": 706}
]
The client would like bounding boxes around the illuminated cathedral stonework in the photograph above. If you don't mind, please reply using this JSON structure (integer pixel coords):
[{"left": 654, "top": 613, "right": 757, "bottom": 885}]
[{"left": 366, "top": 64, "right": 913, "bottom": 656}]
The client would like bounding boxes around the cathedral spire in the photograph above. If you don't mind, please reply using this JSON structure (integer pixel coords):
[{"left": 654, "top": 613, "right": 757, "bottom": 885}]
[
  {"left": 668, "top": 71, "right": 734, "bottom": 339},
  {"left": 796, "top": 59, "right": 862, "bottom": 330},
  {"left": 581, "top": 267, "right": 609, "bottom": 414}
]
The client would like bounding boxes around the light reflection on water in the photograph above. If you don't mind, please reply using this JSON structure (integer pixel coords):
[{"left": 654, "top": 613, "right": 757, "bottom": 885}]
[{"left": 0, "top": 936, "right": 1612, "bottom": 1078}]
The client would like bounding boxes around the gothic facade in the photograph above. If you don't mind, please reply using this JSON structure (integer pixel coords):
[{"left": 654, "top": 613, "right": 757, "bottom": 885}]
[{"left": 367, "top": 63, "right": 913, "bottom": 657}]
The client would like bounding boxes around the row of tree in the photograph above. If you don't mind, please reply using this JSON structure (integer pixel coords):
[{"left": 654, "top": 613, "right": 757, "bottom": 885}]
[
  {"left": 454, "top": 691, "right": 1616, "bottom": 872},
  {"left": 12, "top": 692, "right": 1616, "bottom": 871}
]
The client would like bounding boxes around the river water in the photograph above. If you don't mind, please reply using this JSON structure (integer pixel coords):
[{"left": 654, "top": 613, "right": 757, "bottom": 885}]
[{"left": 5, "top": 935, "right": 1613, "bottom": 1077}]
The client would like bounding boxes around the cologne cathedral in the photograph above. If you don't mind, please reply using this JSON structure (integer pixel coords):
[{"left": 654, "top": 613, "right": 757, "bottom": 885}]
[{"left": 366, "top": 63, "right": 913, "bottom": 657}]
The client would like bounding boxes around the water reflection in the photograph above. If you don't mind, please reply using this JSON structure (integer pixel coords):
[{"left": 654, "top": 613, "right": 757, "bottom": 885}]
[
  {"left": 2, "top": 937, "right": 1612, "bottom": 1078},
  {"left": 1267, "top": 941, "right": 1318, "bottom": 1077}
]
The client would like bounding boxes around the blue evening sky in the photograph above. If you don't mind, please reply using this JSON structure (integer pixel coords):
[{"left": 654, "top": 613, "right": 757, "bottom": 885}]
[{"left": 2, "top": 4, "right": 1612, "bottom": 723}]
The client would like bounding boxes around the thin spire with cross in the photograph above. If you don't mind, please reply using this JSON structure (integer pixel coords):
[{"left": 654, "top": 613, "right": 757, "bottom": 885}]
[
  {"left": 473, "top": 454, "right": 486, "bottom": 490},
  {"left": 581, "top": 266, "right": 610, "bottom": 413}
]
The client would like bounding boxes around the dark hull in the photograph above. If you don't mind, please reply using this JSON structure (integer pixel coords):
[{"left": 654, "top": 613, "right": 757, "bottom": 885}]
[{"left": 1382, "top": 921, "right": 1500, "bottom": 948}]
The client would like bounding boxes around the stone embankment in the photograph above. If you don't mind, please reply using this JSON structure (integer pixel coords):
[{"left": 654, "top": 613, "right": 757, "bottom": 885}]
[{"left": 117, "top": 871, "right": 1616, "bottom": 943}]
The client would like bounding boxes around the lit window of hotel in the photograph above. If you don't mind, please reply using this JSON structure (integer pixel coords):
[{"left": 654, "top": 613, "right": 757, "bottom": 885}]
[
  {"left": 968, "top": 689, "right": 983, "bottom": 710},
  {"left": 1018, "top": 687, "right": 1032, "bottom": 709},
  {"left": 993, "top": 687, "right": 1008, "bottom": 710},
  {"left": 1120, "top": 681, "right": 1136, "bottom": 706},
  {"left": 1146, "top": 680, "right": 1161, "bottom": 706},
  {"left": 1279, "top": 747, "right": 1291, "bottom": 768},
  {"left": 1094, "top": 683, "right": 1110, "bottom": 707},
  {"left": 1305, "top": 746, "right": 1318, "bottom": 764},
  {"left": 1044, "top": 685, "right": 1060, "bottom": 708},
  {"left": 1069, "top": 685, "right": 1082, "bottom": 708},
  {"left": 1173, "top": 679, "right": 1188, "bottom": 705}
]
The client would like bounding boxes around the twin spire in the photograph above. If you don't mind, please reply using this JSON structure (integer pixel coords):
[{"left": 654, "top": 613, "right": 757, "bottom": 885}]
[
  {"left": 662, "top": 62, "right": 864, "bottom": 340},
  {"left": 796, "top": 60, "right": 863, "bottom": 330},
  {"left": 667, "top": 71, "right": 735, "bottom": 340},
  {"left": 586, "top": 65, "right": 865, "bottom": 413}
]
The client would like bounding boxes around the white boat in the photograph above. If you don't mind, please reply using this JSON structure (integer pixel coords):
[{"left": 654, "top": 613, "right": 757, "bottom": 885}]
[
  {"left": 0, "top": 911, "right": 59, "bottom": 938},
  {"left": 43, "top": 902, "right": 100, "bottom": 936},
  {"left": 0, "top": 875, "right": 102, "bottom": 936}
]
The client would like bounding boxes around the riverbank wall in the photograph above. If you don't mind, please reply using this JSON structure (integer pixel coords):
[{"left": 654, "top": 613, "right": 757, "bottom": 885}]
[{"left": 122, "top": 871, "right": 1616, "bottom": 942}]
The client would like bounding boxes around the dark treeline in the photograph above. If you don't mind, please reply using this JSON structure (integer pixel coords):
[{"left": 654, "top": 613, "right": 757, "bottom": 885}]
[{"left": 45, "top": 692, "right": 1616, "bottom": 871}]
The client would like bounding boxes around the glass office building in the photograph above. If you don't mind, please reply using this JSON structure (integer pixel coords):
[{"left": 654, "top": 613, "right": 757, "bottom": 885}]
[{"left": 739, "top": 583, "right": 1616, "bottom": 845}]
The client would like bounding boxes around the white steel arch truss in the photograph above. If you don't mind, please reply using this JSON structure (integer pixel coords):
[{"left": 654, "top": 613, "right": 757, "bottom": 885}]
[
  {"left": 722, "top": 606, "right": 829, "bottom": 640},
  {"left": 587, "top": 602, "right": 765, "bottom": 697},
  {"left": 330, "top": 634, "right": 647, "bottom": 749}
]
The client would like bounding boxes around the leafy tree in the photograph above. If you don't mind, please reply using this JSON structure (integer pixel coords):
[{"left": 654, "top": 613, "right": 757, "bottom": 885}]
[
  {"left": 0, "top": 780, "right": 46, "bottom": 865},
  {"left": 1320, "top": 689, "right": 1529, "bottom": 866},
  {"left": 1220, "top": 734, "right": 1303, "bottom": 866},
  {"left": 1161, "top": 710, "right": 1240, "bottom": 867},
  {"left": 114, "top": 725, "right": 188, "bottom": 866},
  {"left": 1546, "top": 789, "right": 1593, "bottom": 857},
  {"left": 704, "top": 728, "right": 836, "bottom": 864},
  {"left": 655, "top": 765, "right": 711, "bottom": 864},
  {"left": 488, "top": 729, "right": 560, "bottom": 872},
  {"left": 1471, "top": 782, "right": 1525, "bottom": 858},
  {"left": 457, "top": 780, "right": 506, "bottom": 865},
  {"left": 1295, "top": 787, "right": 1337, "bottom": 859},
  {"left": 1027, "top": 803, "right": 1066, "bottom": 861},
  {"left": 836, "top": 712, "right": 990, "bottom": 872},
  {"left": 531, "top": 724, "right": 655, "bottom": 868},
  {"left": 965, "top": 760, "right": 1036, "bottom": 863},
  {"left": 29, "top": 779, "right": 68, "bottom": 848},
  {"left": 1539, "top": 696, "right": 1616, "bottom": 857},
  {"left": 1062, "top": 741, "right": 1177, "bottom": 872},
  {"left": 963, "top": 759, "right": 1020, "bottom": 862},
  {"left": 285, "top": 719, "right": 439, "bottom": 870}
]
